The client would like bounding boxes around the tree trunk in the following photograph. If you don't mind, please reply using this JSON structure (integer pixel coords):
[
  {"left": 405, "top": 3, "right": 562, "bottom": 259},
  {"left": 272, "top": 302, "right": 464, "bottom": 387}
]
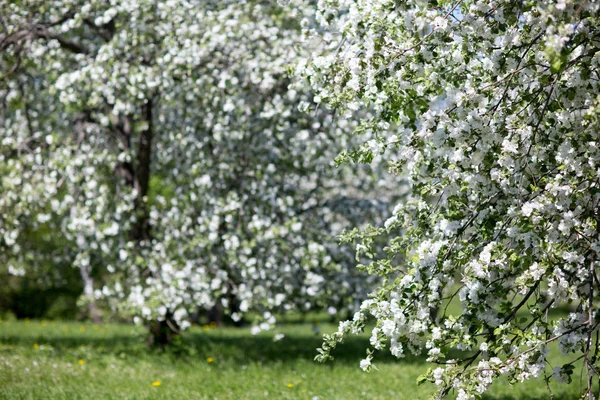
[
  {"left": 207, "top": 303, "right": 223, "bottom": 326},
  {"left": 79, "top": 261, "right": 102, "bottom": 323},
  {"left": 128, "top": 98, "right": 179, "bottom": 346},
  {"left": 147, "top": 312, "right": 179, "bottom": 347},
  {"left": 130, "top": 99, "right": 153, "bottom": 242}
]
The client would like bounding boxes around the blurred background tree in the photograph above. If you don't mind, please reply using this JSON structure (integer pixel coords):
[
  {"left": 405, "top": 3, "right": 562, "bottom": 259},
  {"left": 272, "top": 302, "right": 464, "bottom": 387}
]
[{"left": 0, "top": 0, "right": 402, "bottom": 343}]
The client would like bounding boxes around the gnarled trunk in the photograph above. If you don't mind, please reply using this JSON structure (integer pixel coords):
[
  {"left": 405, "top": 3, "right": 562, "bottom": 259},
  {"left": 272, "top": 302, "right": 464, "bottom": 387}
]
[{"left": 147, "top": 312, "right": 179, "bottom": 347}]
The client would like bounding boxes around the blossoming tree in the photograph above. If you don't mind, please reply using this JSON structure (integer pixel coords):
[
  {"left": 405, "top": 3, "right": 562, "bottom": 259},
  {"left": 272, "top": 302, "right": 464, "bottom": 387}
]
[
  {"left": 302, "top": 0, "right": 600, "bottom": 398},
  {"left": 0, "top": 0, "right": 399, "bottom": 342}
]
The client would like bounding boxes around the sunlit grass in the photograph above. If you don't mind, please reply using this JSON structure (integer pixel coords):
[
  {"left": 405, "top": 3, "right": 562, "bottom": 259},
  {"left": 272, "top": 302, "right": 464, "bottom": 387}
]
[{"left": 0, "top": 319, "right": 584, "bottom": 399}]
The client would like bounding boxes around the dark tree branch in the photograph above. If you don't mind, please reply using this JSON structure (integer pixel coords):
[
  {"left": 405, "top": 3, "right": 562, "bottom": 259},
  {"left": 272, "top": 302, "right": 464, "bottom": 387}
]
[
  {"left": 83, "top": 18, "right": 116, "bottom": 42},
  {"left": 130, "top": 98, "right": 154, "bottom": 242},
  {"left": 0, "top": 10, "right": 89, "bottom": 55}
]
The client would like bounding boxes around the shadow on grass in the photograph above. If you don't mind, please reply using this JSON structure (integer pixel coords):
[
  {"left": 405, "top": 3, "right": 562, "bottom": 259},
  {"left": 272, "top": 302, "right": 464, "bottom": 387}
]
[
  {"left": 183, "top": 330, "right": 428, "bottom": 365},
  {"left": 0, "top": 327, "right": 427, "bottom": 366}
]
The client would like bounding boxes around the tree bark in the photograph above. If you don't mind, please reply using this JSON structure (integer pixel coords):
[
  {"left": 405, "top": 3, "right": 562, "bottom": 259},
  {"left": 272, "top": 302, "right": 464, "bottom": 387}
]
[
  {"left": 79, "top": 260, "right": 102, "bottom": 323},
  {"left": 207, "top": 303, "right": 223, "bottom": 326},
  {"left": 72, "top": 231, "right": 101, "bottom": 323},
  {"left": 147, "top": 312, "right": 179, "bottom": 347},
  {"left": 128, "top": 98, "right": 180, "bottom": 346},
  {"left": 130, "top": 99, "right": 153, "bottom": 242}
]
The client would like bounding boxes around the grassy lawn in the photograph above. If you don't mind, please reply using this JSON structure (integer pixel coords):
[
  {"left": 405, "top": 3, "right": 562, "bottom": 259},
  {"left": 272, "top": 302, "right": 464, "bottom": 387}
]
[{"left": 0, "top": 319, "right": 585, "bottom": 399}]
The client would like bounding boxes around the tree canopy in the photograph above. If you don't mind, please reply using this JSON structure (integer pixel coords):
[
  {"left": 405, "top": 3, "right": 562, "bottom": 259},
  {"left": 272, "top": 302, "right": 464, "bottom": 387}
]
[
  {"left": 304, "top": 0, "right": 600, "bottom": 398},
  {"left": 0, "top": 0, "right": 400, "bottom": 334},
  {"left": 3, "top": 0, "right": 600, "bottom": 398}
]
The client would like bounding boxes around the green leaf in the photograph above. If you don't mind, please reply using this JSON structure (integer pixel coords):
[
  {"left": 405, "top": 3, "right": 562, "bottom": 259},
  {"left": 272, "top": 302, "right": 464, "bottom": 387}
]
[{"left": 416, "top": 373, "right": 429, "bottom": 386}]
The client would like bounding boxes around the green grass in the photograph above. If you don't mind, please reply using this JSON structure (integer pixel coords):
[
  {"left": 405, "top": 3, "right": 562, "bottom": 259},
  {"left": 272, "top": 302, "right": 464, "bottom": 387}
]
[{"left": 0, "top": 319, "right": 586, "bottom": 399}]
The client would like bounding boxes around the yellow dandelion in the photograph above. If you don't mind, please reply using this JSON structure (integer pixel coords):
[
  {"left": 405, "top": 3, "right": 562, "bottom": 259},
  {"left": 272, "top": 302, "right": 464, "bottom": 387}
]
[
  {"left": 287, "top": 383, "right": 293, "bottom": 388},
  {"left": 25, "top": 318, "right": 30, "bottom": 324},
  {"left": 202, "top": 325, "right": 210, "bottom": 331},
  {"left": 152, "top": 381, "right": 161, "bottom": 387},
  {"left": 79, "top": 326, "right": 86, "bottom": 332},
  {"left": 33, "top": 343, "right": 39, "bottom": 349},
  {"left": 41, "top": 321, "right": 47, "bottom": 327},
  {"left": 209, "top": 321, "right": 217, "bottom": 328},
  {"left": 78, "top": 359, "right": 85, "bottom": 365},
  {"left": 207, "top": 357, "right": 214, "bottom": 363}
]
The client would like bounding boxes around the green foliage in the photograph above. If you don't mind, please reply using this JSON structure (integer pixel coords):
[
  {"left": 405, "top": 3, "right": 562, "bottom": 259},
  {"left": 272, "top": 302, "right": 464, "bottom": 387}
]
[{"left": 0, "top": 320, "right": 585, "bottom": 400}]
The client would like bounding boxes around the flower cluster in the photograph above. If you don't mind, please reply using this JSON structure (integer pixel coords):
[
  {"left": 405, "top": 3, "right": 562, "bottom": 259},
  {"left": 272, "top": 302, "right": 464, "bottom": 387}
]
[
  {"left": 0, "top": 1, "right": 400, "bottom": 332},
  {"left": 305, "top": 0, "right": 600, "bottom": 397}
]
